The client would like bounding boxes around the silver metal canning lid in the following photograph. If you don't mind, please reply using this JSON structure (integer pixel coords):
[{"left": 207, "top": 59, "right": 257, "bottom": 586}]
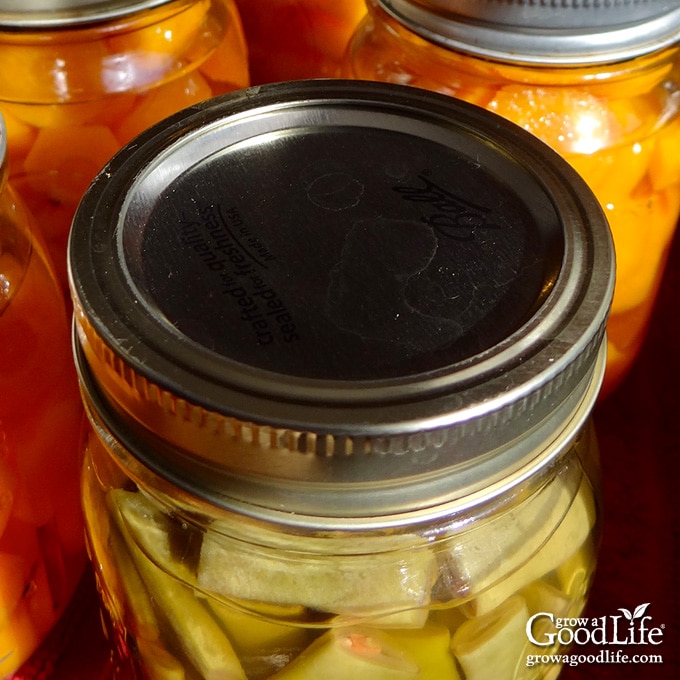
[
  {"left": 0, "top": 0, "right": 172, "bottom": 27},
  {"left": 378, "top": 0, "right": 680, "bottom": 64},
  {"left": 69, "top": 80, "right": 615, "bottom": 524}
]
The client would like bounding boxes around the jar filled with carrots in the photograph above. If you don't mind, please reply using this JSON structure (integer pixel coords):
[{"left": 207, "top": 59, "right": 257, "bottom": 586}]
[
  {"left": 0, "top": 0, "right": 249, "bottom": 290},
  {"left": 233, "top": 0, "right": 365, "bottom": 83},
  {"left": 0, "top": 112, "right": 86, "bottom": 677},
  {"left": 343, "top": 0, "right": 680, "bottom": 396}
]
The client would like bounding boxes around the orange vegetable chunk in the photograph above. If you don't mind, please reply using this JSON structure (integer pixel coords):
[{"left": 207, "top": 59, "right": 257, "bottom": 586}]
[
  {"left": 0, "top": 39, "right": 109, "bottom": 104},
  {"left": 648, "top": 116, "right": 680, "bottom": 191},
  {"left": 23, "top": 124, "right": 120, "bottom": 206},
  {"left": 487, "top": 85, "right": 621, "bottom": 155},
  {"left": 0, "top": 516, "right": 41, "bottom": 627},
  {"left": 0, "top": 600, "right": 41, "bottom": 677},
  {"left": 114, "top": 70, "right": 212, "bottom": 144},
  {"left": 199, "top": 4, "right": 249, "bottom": 87},
  {"left": 107, "top": 0, "right": 211, "bottom": 62}
]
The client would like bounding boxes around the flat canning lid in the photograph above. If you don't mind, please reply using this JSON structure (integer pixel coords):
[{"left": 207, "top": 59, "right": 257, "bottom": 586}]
[
  {"left": 378, "top": 0, "right": 680, "bottom": 65},
  {"left": 0, "top": 0, "right": 172, "bottom": 27},
  {"left": 69, "top": 80, "right": 614, "bottom": 525}
]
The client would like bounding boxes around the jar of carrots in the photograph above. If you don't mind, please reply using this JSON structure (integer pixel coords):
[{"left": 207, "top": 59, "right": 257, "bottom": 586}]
[
  {"left": 0, "top": 112, "right": 86, "bottom": 677},
  {"left": 343, "top": 0, "right": 680, "bottom": 396},
  {"left": 233, "top": 0, "right": 365, "bottom": 83},
  {"left": 0, "top": 0, "right": 249, "bottom": 290}
]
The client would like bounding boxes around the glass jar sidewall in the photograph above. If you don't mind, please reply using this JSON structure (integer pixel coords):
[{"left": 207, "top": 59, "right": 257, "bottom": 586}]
[
  {"left": 0, "top": 0, "right": 241, "bottom": 103},
  {"left": 81, "top": 394, "right": 602, "bottom": 679}
]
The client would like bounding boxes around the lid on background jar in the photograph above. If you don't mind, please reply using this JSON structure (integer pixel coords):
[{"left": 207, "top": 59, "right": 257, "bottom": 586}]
[
  {"left": 0, "top": 0, "right": 171, "bottom": 27},
  {"left": 378, "top": 0, "right": 680, "bottom": 64},
  {"left": 69, "top": 80, "right": 614, "bottom": 525}
]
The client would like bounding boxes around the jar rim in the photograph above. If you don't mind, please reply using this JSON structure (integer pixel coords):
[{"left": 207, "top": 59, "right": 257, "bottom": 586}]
[
  {"left": 69, "top": 80, "right": 614, "bottom": 520},
  {"left": 0, "top": 0, "right": 176, "bottom": 28},
  {"left": 77, "top": 336, "right": 606, "bottom": 528},
  {"left": 377, "top": 0, "right": 680, "bottom": 65}
]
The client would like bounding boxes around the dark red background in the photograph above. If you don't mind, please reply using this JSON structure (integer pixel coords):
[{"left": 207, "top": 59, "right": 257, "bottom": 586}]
[{"left": 25, "top": 231, "right": 680, "bottom": 680}]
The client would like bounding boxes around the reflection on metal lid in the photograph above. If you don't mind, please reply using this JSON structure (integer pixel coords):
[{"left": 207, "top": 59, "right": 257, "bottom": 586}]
[
  {"left": 69, "top": 80, "right": 615, "bottom": 519},
  {"left": 0, "top": 0, "right": 171, "bottom": 27},
  {"left": 378, "top": 0, "right": 680, "bottom": 64}
]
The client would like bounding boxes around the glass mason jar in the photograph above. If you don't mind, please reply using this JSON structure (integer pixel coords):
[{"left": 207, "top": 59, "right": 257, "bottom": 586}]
[
  {"left": 343, "top": 0, "right": 680, "bottom": 397},
  {"left": 68, "top": 81, "right": 615, "bottom": 680},
  {"left": 233, "top": 0, "right": 366, "bottom": 84},
  {"left": 0, "top": 113, "right": 86, "bottom": 677},
  {"left": 0, "top": 0, "right": 249, "bottom": 291}
]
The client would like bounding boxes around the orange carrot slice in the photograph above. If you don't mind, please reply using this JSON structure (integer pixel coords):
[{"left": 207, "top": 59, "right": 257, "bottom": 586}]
[
  {"left": 114, "top": 71, "right": 212, "bottom": 144},
  {"left": 106, "top": 0, "right": 211, "bottom": 66},
  {"left": 23, "top": 124, "right": 120, "bottom": 206},
  {"left": 0, "top": 599, "right": 41, "bottom": 677},
  {"left": 487, "top": 85, "right": 622, "bottom": 155},
  {"left": 199, "top": 5, "right": 249, "bottom": 88},
  {"left": 0, "top": 517, "right": 41, "bottom": 627}
]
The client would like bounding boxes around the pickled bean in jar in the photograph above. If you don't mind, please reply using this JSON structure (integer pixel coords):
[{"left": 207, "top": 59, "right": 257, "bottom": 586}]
[
  {"left": 0, "top": 0, "right": 249, "bottom": 291},
  {"left": 79, "top": 441, "right": 598, "bottom": 680},
  {"left": 0, "top": 113, "right": 85, "bottom": 677},
  {"left": 68, "top": 81, "right": 615, "bottom": 680},
  {"left": 343, "top": 0, "right": 680, "bottom": 395}
]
